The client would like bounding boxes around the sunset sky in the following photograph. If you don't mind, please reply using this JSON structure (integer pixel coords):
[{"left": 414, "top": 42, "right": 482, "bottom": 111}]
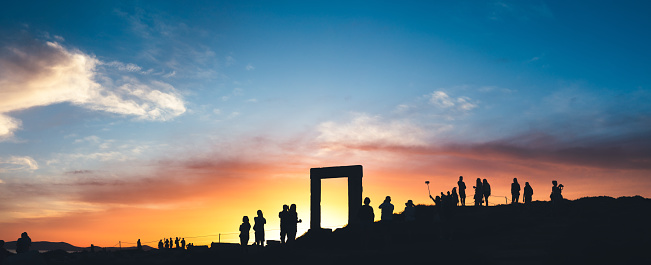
[{"left": 1, "top": 1, "right": 650, "bottom": 247}]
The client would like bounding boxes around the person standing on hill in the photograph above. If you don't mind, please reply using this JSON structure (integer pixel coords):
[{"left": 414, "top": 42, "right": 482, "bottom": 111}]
[
  {"left": 175, "top": 237, "right": 180, "bottom": 248},
  {"left": 239, "top": 216, "right": 251, "bottom": 253},
  {"left": 550, "top": 180, "right": 563, "bottom": 203},
  {"left": 511, "top": 178, "right": 521, "bottom": 204},
  {"left": 524, "top": 182, "right": 534, "bottom": 204},
  {"left": 287, "top": 204, "right": 302, "bottom": 244},
  {"left": 279, "top": 204, "right": 289, "bottom": 244},
  {"left": 451, "top": 187, "right": 460, "bottom": 206},
  {"left": 358, "top": 197, "right": 374, "bottom": 225},
  {"left": 482, "top": 179, "right": 491, "bottom": 206},
  {"left": 158, "top": 240, "right": 164, "bottom": 249},
  {"left": 404, "top": 200, "right": 416, "bottom": 222},
  {"left": 473, "top": 178, "right": 483, "bottom": 206},
  {"left": 16, "top": 232, "right": 31, "bottom": 254},
  {"left": 254, "top": 210, "right": 266, "bottom": 247},
  {"left": 458, "top": 176, "right": 467, "bottom": 206},
  {"left": 379, "top": 196, "right": 394, "bottom": 221}
]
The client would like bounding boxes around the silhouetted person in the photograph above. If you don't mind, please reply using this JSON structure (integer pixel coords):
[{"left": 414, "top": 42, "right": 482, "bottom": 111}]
[
  {"left": 169, "top": 238, "right": 173, "bottom": 249},
  {"left": 288, "top": 204, "right": 302, "bottom": 244},
  {"left": 550, "top": 180, "right": 563, "bottom": 203},
  {"left": 239, "top": 216, "right": 251, "bottom": 253},
  {"left": 279, "top": 204, "right": 289, "bottom": 244},
  {"left": 451, "top": 187, "right": 459, "bottom": 206},
  {"left": 458, "top": 176, "right": 467, "bottom": 206},
  {"left": 440, "top": 192, "right": 447, "bottom": 208},
  {"left": 404, "top": 200, "right": 416, "bottom": 222},
  {"left": 357, "top": 197, "right": 374, "bottom": 248},
  {"left": 164, "top": 238, "right": 169, "bottom": 249},
  {"left": 473, "top": 178, "right": 483, "bottom": 206},
  {"left": 524, "top": 182, "right": 533, "bottom": 204},
  {"left": 137, "top": 239, "right": 142, "bottom": 251},
  {"left": 175, "top": 237, "right": 180, "bottom": 248},
  {"left": 379, "top": 196, "right": 394, "bottom": 221},
  {"left": 91, "top": 244, "right": 95, "bottom": 253},
  {"left": 158, "top": 240, "right": 164, "bottom": 249},
  {"left": 511, "top": 178, "right": 521, "bottom": 204},
  {"left": 429, "top": 194, "right": 441, "bottom": 207},
  {"left": 0, "top": 240, "right": 13, "bottom": 264},
  {"left": 181, "top": 238, "right": 186, "bottom": 249},
  {"left": 358, "top": 197, "right": 374, "bottom": 225},
  {"left": 482, "top": 179, "right": 491, "bottom": 206},
  {"left": 16, "top": 232, "right": 31, "bottom": 254},
  {"left": 254, "top": 210, "right": 266, "bottom": 247}
]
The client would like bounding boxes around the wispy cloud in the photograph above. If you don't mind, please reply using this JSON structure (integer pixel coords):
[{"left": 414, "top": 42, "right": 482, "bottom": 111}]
[
  {"left": 0, "top": 156, "right": 39, "bottom": 172},
  {"left": 245, "top": 64, "right": 255, "bottom": 71},
  {"left": 225, "top": 55, "right": 236, "bottom": 66},
  {"left": 428, "top": 91, "right": 478, "bottom": 111},
  {"left": 488, "top": 1, "right": 554, "bottom": 21},
  {"left": 163, "top": 70, "right": 176, "bottom": 78},
  {"left": 0, "top": 38, "right": 186, "bottom": 140},
  {"left": 317, "top": 113, "right": 428, "bottom": 149},
  {"left": 104, "top": 61, "right": 143, "bottom": 72}
]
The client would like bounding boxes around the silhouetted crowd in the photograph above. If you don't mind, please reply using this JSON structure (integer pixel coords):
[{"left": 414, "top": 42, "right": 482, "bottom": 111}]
[
  {"left": 1, "top": 179, "right": 565, "bottom": 260},
  {"left": 157, "top": 237, "right": 186, "bottom": 250},
  {"left": 427, "top": 177, "right": 561, "bottom": 208}
]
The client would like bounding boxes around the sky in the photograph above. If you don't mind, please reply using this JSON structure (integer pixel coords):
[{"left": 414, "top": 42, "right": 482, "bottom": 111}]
[{"left": 1, "top": 0, "right": 650, "bottom": 247}]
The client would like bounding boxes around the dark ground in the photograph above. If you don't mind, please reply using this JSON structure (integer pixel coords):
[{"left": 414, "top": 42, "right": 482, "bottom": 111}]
[{"left": 4, "top": 196, "right": 651, "bottom": 265}]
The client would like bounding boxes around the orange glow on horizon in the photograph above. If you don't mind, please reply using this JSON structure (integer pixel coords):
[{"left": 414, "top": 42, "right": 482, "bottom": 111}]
[{"left": 1, "top": 161, "right": 650, "bottom": 248}]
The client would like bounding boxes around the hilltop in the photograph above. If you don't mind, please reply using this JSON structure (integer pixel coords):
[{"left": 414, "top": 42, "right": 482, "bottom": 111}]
[{"left": 3, "top": 196, "right": 651, "bottom": 265}]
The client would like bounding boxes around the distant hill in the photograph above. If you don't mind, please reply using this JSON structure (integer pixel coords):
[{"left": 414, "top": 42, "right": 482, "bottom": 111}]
[
  {"left": 3, "top": 241, "right": 155, "bottom": 252},
  {"left": 4, "top": 241, "right": 83, "bottom": 252}
]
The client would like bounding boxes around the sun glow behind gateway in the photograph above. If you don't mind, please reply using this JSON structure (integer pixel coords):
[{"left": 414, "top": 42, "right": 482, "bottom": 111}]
[
  {"left": 320, "top": 177, "right": 349, "bottom": 229},
  {"left": 309, "top": 165, "right": 363, "bottom": 233}
]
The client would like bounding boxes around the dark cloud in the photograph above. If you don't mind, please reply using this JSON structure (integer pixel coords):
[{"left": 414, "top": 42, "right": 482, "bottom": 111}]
[{"left": 65, "top": 170, "right": 94, "bottom": 174}]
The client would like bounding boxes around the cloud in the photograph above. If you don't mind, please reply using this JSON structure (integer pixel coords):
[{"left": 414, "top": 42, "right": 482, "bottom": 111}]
[
  {"left": 162, "top": 71, "right": 176, "bottom": 78},
  {"left": 228, "top": 112, "right": 240, "bottom": 119},
  {"left": 429, "top": 91, "right": 455, "bottom": 108},
  {"left": 74, "top": 135, "right": 101, "bottom": 144},
  {"left": 104, "top": 61, "right": 143, "bottom": 72},
  {"left": 225, "top": 55, "right": 235, "bottom": 66},
  {"left": 0, "top": 114, "right": 21, "bottom": 141},
  {"left": 0, "top": 38, "right": 186, "bottom": 140},
  {"left": 428, "top": 91, "right": 479, "bottom": 111},
  {"left": 0, "top": 156, "right": 39, "bottom": 172},
  {"left": 317, "top": 113, "right": 428, "bottom": 149},
  {"left": 456, "top": 96, "right": 478, "bottom": 110},
  {"left": 245, "top": 64, "right": 255, "bottom": 71}
]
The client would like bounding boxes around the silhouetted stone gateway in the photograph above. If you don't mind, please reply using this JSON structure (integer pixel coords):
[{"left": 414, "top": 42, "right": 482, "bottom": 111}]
[{"left": 309, "top": 165, "right": 363, "bottom": 231}]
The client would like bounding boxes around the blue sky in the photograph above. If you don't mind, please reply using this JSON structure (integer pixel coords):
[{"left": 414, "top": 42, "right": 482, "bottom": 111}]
[{"left": 1, "top": 0, "right": 651, "bottom": 245}]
